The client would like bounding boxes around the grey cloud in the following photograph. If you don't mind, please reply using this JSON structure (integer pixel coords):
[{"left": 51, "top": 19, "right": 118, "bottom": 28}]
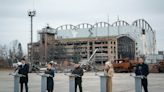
[{"left": 0, "top": 0, "right": 164, "bottom": 51}]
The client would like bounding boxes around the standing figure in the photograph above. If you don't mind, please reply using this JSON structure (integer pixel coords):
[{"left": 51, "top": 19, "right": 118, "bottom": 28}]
[
  {"left": 135, "top": 56, "right": 149, "bottom": 92},
  {"left": 45, "top": 63, "right": 55, "bottom": 92},
  {"left": 72, "top": 64, "right": 84, "bottom": 92},
  {"left": 104, "top": 61, "right": 114, "bottom": 92},
  {"left": 18, "top": 58, "right": 29, "bottom": 92}
]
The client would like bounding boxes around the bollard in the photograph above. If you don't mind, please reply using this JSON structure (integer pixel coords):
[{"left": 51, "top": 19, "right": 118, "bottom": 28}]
[
  {"left": 100, "top": 75, "right": 108, "bottom": 92},
  {"left": 131, "top": 75, "right": 143, "bottom": 92},
  {"left": 9, "top": 73, "right": 24, "bottom": 92}
]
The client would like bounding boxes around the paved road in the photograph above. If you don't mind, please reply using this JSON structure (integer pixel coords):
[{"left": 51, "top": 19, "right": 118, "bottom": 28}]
[{"left": 0, "top": 70, "right": 164, "bottom": 92}]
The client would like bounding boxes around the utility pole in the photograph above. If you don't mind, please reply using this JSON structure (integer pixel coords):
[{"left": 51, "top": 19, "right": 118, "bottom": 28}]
[{"left": 28, "top": 10, "right": 36, "bottom": 63}]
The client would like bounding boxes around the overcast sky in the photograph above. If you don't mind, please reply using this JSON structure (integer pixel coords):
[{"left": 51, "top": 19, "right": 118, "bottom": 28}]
[{"left": 0, "top": 0, "right": 164, "bottom": 54}]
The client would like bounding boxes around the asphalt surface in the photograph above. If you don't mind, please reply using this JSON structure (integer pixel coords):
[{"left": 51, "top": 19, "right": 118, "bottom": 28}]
[{"left": 0, "top": 70, "right": 164, "bottom": 92}]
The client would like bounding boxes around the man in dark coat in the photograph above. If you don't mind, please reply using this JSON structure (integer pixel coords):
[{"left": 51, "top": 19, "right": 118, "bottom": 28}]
[
  {"left": 135, "top": 56, "right": 149, "bottom": 92},
  {"left": 45, "top": 63, "right": 55, "bottom": 92},
  {"left": 18, "top": 58, "right": 29, "bottom": 92},
  {"left": 72, "top": 64, "right": 84, "bottom": 92}
]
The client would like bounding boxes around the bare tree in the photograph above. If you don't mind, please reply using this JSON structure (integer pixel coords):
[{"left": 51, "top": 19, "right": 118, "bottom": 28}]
[
  {"left": 0, "top": 45, "right": 8, "bottom": 59},
  {"left": 16, "top": 43, "right": 23, "bottom": 61},
  {"left": 8, "top": 40, "right": 24, "bottom": 64},
  {"left": 0, "top": 44, "right": 9, "bottom": 67}
]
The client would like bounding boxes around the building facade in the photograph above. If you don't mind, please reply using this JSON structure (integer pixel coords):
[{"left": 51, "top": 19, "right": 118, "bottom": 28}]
[{"left": 28, "top": 19, "right": 156, "bottom": 65}]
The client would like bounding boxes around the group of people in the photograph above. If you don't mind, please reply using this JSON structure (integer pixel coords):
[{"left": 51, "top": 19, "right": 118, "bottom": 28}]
[
  {"left": 16, "top": 56, "right": 149, "bottom": 92},
  {"left": 103, "top": 56, "right": 149, "bottom": 92},
  {"left": 16, "top": 58, "right": 55, "bottom": 92}
]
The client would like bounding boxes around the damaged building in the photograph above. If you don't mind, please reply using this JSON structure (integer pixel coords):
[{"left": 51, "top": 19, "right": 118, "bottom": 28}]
[{"left": 28, "top": 19, "right": 156, "bottom": 65}]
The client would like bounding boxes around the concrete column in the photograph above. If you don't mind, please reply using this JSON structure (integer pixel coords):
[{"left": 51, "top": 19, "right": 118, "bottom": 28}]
[
  {"left": 100, "top": 75, "right": 108, "bottom": 92},
  {"left": 131, "top": 75, "right": 143, "bottom": 92},
  {"left": 69, "top": 74, "right": 76, "bottom": 92},
  {"left": 41, "top": 74, "right": 48, "bottom": 92},
  {"left": 14, "top": 75, "right": 20, "bottom": 92},
  {"left": 38, "top": 74, "right": 52, "bottom": 92},
  {"left": 134, "top": 76, "right": 142, "bottom": 92},
  {"left": 9, "top": 73, "right": 24, "bottom": 92}
]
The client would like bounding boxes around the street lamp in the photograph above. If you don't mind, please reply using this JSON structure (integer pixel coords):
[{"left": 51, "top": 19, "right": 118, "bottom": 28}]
[{"left": 28, "top": 10, "right": 36, "bottom": 63}]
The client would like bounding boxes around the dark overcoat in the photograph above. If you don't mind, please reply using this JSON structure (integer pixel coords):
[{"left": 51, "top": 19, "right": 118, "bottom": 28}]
[
  {"left": 72, "top": 67, "right": 84, "bottom": 83},
  {"left": 45, "top": 69, "right": 54, "bottom": 90},
  {"left": 18, "top": 64, "right": 29, "bottom": 83},
  {"left": 135, "top": 63, "right": 149, "bottom": 77}
]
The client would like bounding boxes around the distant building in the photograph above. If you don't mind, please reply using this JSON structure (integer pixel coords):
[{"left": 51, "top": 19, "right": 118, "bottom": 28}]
[{"left": 28, "top": 19, "right": 156, "bottom": 65}]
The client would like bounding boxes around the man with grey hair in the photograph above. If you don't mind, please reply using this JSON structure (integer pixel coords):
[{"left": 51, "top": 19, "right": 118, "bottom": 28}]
[{"left": 135, "top": 56, "right": 149, "bottom": 92}]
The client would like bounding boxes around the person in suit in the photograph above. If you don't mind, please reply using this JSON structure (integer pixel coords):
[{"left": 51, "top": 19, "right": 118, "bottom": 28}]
[
  {"left": 72, "top": 64, "right": 84, "bottom": 92},
  {"left": 18, "top": 58, "right": 29, "bottom": 92},
  {"left": 135, "top": 56, "right": 149, "bottom": 92},
  {"left": 45, "top": 63, "right": 55, "bottom": 92}
]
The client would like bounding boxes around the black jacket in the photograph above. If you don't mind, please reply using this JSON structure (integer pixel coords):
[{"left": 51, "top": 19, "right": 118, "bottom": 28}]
[
  {"left": 18, "top": 64, "right": 29, "bottom": 83},
  {"left": 45, "top": 69, "right": 54, "bottom": 90},
  {"left": 135, "top": 63, "right": 149, "bottom": 77},
  {"left": 72, "top": 67, "right": 84, "bottom": 83}
]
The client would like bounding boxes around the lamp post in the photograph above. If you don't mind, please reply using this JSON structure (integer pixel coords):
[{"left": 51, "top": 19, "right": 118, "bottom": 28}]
[
  {"left": 28, "top": 10, "right": 36, "bottom": 63},
  {"left": 141, "top": 29, "right": 146, "bottom": 55}
]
